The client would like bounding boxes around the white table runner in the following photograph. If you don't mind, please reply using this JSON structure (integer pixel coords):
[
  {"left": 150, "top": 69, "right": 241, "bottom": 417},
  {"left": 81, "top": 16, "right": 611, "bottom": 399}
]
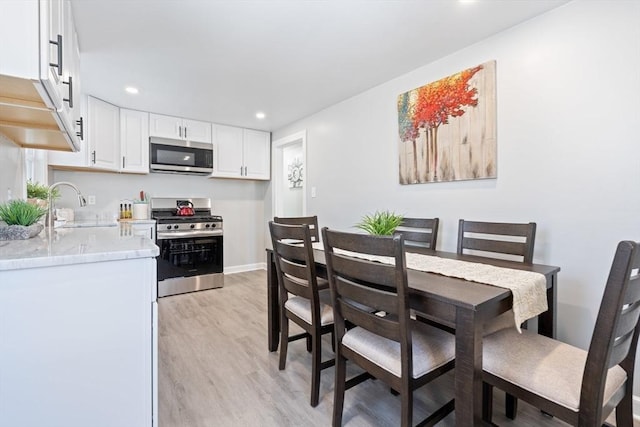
[{"left": 315, "top": 242, "right": 547, "bottom": 332}]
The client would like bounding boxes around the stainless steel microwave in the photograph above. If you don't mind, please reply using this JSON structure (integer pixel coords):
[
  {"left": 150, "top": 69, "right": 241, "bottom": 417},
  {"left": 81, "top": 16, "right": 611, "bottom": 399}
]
[{"left": 149, "top": 137, "right": 213, "bottom": 175}]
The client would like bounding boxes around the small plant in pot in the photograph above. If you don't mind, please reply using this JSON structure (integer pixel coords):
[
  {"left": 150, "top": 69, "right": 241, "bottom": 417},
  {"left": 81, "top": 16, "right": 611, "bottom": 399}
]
[
  {"left": 26, "top": 181, "right": 59, "bottom": 209},
  {"left": 0, "top": 199, "right": 48, "bottom": 240},
  {"left": 356, "top": 210, "right": 404, "bottom": 235}
]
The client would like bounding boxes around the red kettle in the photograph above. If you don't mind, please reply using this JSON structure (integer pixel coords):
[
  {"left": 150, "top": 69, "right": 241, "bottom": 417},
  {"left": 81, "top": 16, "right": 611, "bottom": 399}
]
[{"left": 176, "top": 200, "right": 195, "bottom": 216}]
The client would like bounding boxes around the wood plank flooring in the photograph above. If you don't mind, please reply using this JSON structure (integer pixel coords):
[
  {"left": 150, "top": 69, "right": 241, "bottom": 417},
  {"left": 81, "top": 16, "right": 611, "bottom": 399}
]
[{"left": 158, "top": 270, "right": 633, "bottom": 427}]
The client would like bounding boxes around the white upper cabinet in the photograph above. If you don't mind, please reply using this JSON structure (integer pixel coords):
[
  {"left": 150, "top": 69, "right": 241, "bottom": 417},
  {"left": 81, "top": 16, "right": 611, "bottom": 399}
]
[
  {"left": 120, "top": 109, "right": 149, "bottom": 174},
  {"left": 0, "top": 0, "right": 82, "bottom": 151},
  {"left": 212, "top": 124, "right": 271, "bottom": 180},
  {"left": 88, "top": 96, "right": 120, "bottom": 171},
  {"left": 149, "top": 113, "right": 211, "bottom": 144}
]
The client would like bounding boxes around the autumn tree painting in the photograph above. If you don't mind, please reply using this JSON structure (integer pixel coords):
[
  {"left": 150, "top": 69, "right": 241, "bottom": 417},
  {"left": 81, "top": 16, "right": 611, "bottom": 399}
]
[{"left": 397, "top": 60, "right": 496, "bottom": 184}]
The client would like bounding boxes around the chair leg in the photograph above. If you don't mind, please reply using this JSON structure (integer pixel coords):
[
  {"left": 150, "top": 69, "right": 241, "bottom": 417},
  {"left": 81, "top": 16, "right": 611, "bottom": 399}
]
[
  {"left": 306, "top": 334, "right": 312, "bottom": 352},
  {"left": 400, "top": 386, "right": 412, "bottom": 427},
  {"left": 615, "top": 390, "right": 633, "bottom": 426},
  {"left": 482, "top": 382, "right": 493, "bottom": 422},
  {"left": 278, "top": 317, "right": 289, "bottom": 370},
  {"left": 333, "top": 353, "right": 346, "bottom": 427},
  {"left": 505, "top": 393, "right": 518, "bottom": 420},
  {"left": 310, "top": 331, "right": 321, "bottom": 407}
]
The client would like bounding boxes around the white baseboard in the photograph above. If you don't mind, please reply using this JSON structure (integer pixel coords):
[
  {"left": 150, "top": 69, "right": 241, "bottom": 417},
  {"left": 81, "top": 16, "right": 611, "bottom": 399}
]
[{"left": 224, "top": 262, "right": 266, "bottom": 274}]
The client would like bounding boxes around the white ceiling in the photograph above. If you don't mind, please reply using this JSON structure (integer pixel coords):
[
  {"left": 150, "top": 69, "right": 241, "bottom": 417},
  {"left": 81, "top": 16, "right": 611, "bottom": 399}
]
[{"left": 72, "top": 0, "right": 570, "bottom": 132}]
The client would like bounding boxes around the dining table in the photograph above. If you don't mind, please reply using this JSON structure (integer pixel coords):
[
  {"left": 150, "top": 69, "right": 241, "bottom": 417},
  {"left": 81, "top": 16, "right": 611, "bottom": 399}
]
[{"left": 265, "top": 245, "right": 560, "bottom": 426}]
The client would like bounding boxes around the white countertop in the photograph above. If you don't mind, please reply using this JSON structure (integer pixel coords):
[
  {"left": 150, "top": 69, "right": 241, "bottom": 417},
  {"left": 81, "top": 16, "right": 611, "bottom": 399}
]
[{"left": 0, "top": 226, "right": 159, "bottom": 271}]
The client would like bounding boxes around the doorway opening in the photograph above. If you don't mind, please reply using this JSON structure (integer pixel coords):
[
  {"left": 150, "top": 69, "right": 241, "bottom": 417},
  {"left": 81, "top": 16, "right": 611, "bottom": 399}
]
[{"left": 273, "top": 130, "right": 306, "bottom": 218}]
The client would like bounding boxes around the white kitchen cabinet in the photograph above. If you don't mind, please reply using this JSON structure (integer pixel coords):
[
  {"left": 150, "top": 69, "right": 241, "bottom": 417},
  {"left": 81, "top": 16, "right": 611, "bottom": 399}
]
[
  {"left": 120, "top": 108, "right": 149, "bottom": 173},
  {"left": 48, "top": 94, "right": 90, "bottom": 168},
  {"left": 120, "top": 220, "right": 156, "bottom": 240},
  {"left": 211, "top": 124, "right": 271, "bottom": 180},
  {"left": 0, "top": 0, "right": 82, "bottom": 151},
  {"left": 149, "top": 113, "right": 211, "bottom": 144},
  {"left": 0, "top": 241, "right": 157, "bottom": 427},
  {"left": 88, "top": 96, "right": 120, "bottom": 170}
]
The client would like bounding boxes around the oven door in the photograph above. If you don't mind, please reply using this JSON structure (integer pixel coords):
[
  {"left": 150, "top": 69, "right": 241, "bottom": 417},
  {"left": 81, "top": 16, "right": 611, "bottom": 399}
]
[{"left": 157, "top": 234, "right": 223, "bottom": 281}]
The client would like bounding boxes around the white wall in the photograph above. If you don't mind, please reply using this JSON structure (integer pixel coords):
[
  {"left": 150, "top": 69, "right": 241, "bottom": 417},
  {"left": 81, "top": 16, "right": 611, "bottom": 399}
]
[
  {"left": 271, "top": 0, "right": 640, "bottom": 391},
  {"left": 53, "top": 170, "right": 268, "bottom": 271},
  {"left": 0, "top": 133, "right": 25, "bottom": 203},
  {"left": 282, "top": 144, "right": 303, "bottom": 217}
]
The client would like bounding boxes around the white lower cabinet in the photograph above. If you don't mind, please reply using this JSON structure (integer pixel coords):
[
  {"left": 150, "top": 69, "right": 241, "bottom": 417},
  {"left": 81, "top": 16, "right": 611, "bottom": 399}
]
[
  {"left": 0, "top": 257, "right": 157, "bottom": 427},
  {"left": 212, "top": 124, "right": 271, "bottom": 180}
]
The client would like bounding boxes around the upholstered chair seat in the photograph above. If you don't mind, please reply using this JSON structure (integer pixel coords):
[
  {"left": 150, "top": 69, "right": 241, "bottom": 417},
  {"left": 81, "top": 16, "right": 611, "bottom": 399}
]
[
  {"left": 484, "top": 328, "right": 627, "bottom": 412},
  {"left": 285, "top": 295, "right": 334, "bottom": 326}
]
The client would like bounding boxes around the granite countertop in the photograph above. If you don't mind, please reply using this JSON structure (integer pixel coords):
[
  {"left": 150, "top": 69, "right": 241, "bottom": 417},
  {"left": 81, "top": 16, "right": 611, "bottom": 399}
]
[{"left": 0, "top": 226, "right": 159, "bottom": 271}]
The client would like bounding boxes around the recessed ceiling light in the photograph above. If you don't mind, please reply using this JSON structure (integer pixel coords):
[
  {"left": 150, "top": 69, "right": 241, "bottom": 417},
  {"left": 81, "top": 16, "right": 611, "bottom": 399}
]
[
  {"left": 125, "top": 86, "right": 139, "bottom": 94},
  {"left": 256, "top": 112, "right": 266, "bottom": 119}
]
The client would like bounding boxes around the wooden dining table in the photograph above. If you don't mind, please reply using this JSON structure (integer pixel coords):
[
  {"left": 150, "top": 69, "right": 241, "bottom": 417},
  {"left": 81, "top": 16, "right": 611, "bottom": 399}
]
[{"left": 265, "top": 246, "right": 560, "bottom": 426}]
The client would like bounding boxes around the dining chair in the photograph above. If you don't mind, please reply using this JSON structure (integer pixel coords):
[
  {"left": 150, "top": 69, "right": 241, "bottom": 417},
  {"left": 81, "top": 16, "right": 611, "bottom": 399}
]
[
  {"left": 394, "top": 217, "right": 439, "bottom": 249},
  {"left": 322, "top": 227, "right": 455, "bottom": 427},
  {"left": 482, "top": 240, "right": 640, "bottom": 427},
  {"left": 274, "top": 215, "right": 320, "bottom": 242},
  {"left": 457, "top": 219, "right": 536, "bottom": 263},
  {"left": 269, "top": 221, "right": 335, "bottom": 407},
  {"left": 457, "top": 219, "right": 537, "bottom": 418}
]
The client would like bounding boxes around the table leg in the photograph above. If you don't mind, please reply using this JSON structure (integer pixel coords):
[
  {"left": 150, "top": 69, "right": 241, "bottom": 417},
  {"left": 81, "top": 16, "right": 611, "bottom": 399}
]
[
  {"left": 267, "top": 251, "right": 280, "bottom": 352},
  {"left": 455, "top": 306, "right": 484, "bottom": 426},
  {"left": 538, "top": 273, "right": 557, "bottom": 338}
]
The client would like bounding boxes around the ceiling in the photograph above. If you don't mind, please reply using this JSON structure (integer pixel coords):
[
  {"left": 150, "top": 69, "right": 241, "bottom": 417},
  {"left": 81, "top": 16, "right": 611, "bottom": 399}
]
[{"left": 72, "top": 0, "right": 570, "bottom": 132}]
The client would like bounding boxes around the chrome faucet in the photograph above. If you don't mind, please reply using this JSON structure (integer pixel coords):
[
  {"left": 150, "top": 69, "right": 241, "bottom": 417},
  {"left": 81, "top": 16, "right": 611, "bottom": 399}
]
[{"left": 47, "top": 181, "right": 87, "bottom": 229}]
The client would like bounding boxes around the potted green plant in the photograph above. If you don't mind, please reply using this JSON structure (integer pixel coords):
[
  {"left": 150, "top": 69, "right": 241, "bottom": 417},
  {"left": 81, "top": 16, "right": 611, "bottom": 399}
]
[
  {"left": 26, "top": 181, "right": 59, "bottom": 209},
  {"left": 356, "top": 210, "right": 404, "bottom": 235},
  {"left": 0, "top": 199, "right": 48, "bottom": 240}
]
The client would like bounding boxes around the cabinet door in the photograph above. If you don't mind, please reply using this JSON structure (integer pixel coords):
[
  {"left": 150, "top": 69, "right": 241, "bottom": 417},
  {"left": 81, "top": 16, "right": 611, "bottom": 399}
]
[
  {"left": 40, "top": 0, "right": 66, "bottom": 110},
  {"left": 243, "top": 129, "right": 271, "bottom": 180},
  {"left": 48, "top": 95, "right": 90, "bottom": 168},
  {"left": 183, "top": 119, "right": 211, "bottom": 144},
  {"left": 120, "top": 109, "right": 149, "bottom": 174},
  {"left": 212, "top": 124, "right": 244, "bottom": 178},
  {"left": 88, "top": 96, "right": 119, "bottom": 170},
  {"left": 149, "top": 113, "right": 182, "bottom": 140}
]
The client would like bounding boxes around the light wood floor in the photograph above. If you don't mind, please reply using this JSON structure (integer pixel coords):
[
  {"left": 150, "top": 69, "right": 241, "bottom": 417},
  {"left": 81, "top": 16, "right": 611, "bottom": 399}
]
[{"left": 158, "top": 270, "right": 632, "bottom": 427}]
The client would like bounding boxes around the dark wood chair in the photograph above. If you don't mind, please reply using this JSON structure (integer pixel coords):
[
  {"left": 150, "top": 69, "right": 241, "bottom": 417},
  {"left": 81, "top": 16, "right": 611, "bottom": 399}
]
[
  {"left": 269, "top": 221, "right": 334, "bottom": 407},
  {"left": 394, "top": 217, "right": 439, "bottom": 249},
  {"left": 482, "top": 240, "right": 640, "bottom": 427},
  {"left": 274, "top": 215, "right": 319, "bottom": 242},
  {"left": 457, "top": 219, "right": 536, "bottom": 263},
  {"left": 457, "top": 219, "right": 537, "bottom": 418},
  {"left": 322, "top": 227, "right": 455, "bottom": 427}
]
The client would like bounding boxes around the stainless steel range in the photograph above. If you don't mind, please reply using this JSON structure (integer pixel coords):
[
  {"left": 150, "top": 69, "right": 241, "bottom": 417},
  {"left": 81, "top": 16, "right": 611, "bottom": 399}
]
[{"left": 151, "top": 197, "right": 224, "bottom": 297}]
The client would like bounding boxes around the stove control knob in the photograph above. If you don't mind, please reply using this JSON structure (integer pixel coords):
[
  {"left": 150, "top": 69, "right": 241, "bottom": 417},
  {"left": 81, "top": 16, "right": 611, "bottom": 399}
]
[
  {"left": 190, "top": 224, "right": 195, "bottom": 229},
  {"left": 166, "top": 225, "right": 172, "bottom": 230},
  {"left": 173, "top": 225, "right": 179, "bottom": 230},
  {"left": 205, "top": 224, "right": 211, "bottom": 228},
  {"left": 211, "top": 223, "right": 216, "bottom": 228}
]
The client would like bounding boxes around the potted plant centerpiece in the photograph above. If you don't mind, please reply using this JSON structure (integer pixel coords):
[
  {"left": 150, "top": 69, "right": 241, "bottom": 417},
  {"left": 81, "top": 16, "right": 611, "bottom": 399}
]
[
  {"left": 0, "top": 199, "right": 48, "bottom": 240},
  {"left": 356, "top": 210, "right": 404, "bottom": 235},
  {"left": 27, "top": 181, "right": 59, "bottom": 209}
]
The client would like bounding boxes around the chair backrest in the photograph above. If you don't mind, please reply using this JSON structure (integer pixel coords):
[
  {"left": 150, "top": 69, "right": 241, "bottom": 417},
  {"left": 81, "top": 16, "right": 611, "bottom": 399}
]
[
  {"left": 580, "top": 240, "right": 640, "bottom": 423},
  {"left": 394, "top": 217, "right": 439, "bottom": 249},
  {"left": 274, "top": 216, "right": 320, "bottom": 242},
  {"left": 457, "top": 219, "right": 536, "bottom": 263},
  {"left": 269, "top": 221, "right": 322, "bottom": 321},
  {"left": 321, "top": 227, "right": 412, "bottom": 370}
]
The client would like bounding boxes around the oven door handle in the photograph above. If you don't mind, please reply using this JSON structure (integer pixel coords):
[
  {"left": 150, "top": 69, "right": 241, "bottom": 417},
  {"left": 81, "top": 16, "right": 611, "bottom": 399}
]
[{"left": 157, "top": 230, "right": 223, "bottom": 240}]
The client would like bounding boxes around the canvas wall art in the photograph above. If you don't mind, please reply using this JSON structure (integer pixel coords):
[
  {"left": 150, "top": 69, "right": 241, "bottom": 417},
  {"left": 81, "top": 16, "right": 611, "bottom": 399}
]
[{"left": 397, "top": 60, "right": 496, "bottom": 184}]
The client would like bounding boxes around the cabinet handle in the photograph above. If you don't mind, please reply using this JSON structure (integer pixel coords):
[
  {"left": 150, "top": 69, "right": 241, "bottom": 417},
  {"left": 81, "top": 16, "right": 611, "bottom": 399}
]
[
  {"left": 76, "top": 117, "right": 84, "bottom": 141},
  {"left": 244, "top": 166, "right": 248, "bottom": 176},
  {"left": 122, "top": 156, "right": 126, "bottom": 169},
  {"left": 91, "top": 150, "right": 96, "bottom": 164},
  {"left": 49, "top": 34, "right": 63, "bottom": 76},
  {"left": 240, "top": 166, "right": 243, "bottom": 176},
  {"left": 184, "top": 127, "right": 188, "bottom": 139},
  {"left": 178, "top": 126, "right": 182, "bottom": 138},
  {"left": 63, "top": 76, "right": 73, "bottom": 108}
]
